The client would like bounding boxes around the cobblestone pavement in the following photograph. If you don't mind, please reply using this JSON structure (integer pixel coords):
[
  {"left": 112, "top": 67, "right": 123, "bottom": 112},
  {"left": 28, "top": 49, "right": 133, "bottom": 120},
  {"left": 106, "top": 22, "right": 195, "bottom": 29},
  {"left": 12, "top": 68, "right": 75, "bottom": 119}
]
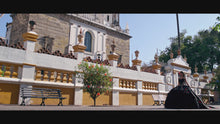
[{"left": 1, "top": 104, "right": 220, "bottom": 111}]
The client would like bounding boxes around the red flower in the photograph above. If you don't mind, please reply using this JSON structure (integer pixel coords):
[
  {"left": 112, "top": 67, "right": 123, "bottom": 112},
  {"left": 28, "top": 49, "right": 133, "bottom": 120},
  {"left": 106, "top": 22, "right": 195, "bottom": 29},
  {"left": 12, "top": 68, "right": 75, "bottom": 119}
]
[
  {"left": 92, "top": 65, "right": 95, "bottom": 68},
  {"left": 87, "top": 85, "right": 90, "bottom": 88},
  {"left": 105, "top": 73, "right": 107, "bottom": 76},
  {"left": 109, "top": 78, "right": 112, "bottom": 82},
  {"left": 97, "top": 93, "right": 100, "bottom": 96}
]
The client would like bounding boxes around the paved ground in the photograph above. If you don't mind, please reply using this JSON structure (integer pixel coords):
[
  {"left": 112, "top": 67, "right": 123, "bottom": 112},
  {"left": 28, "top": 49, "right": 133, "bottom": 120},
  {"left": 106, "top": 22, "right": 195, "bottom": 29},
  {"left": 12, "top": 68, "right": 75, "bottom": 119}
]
[{"left": 1, "top": 104, "right": 220, "bottom": 111}]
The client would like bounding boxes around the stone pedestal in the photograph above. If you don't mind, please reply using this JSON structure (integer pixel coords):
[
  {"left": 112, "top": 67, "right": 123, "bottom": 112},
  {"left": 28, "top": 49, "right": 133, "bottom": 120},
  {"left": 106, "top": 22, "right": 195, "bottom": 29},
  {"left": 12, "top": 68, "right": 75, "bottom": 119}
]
[
  {"left": 21, "top": 30, "right": 38, "bottom": 81},
  {"left": 152, "top": 63, "right": 161, "bottom": 75},
  {"left": 112, "top": 77, "right": 119, "bottom": 106},
  {"left": 132, "top": 59, "right": 142, "bottom": 71},
  {"left": 74, "top": 87, "right": 83, "bottom": 105},
  {"left": 203, "top": 75, "right": 209, "bottom": 80},
  {"left": 132, "top": 50, "right": 142, "bottom": 72},
  {"left": 137, "top": 80, "right": 143, "bottom": 105},
  {"left": 73, "top": 44, "right": 86, "bottom": 61},
  {"left": 73, "top": 44, "right": 87, "bottom": 53},
  {"left": 73, "top": 28, "right": 87, "bottom": 62},
  {"left": 108, "top": 53, "right": 119, "bottom": 67},
  {"left": 22, "top": 31, "right": 38, "bottom": 52}
]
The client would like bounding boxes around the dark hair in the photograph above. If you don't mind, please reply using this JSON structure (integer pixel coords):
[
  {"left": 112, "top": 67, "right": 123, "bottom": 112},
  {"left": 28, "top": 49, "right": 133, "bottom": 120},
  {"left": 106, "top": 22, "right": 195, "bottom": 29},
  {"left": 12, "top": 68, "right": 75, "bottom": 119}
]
[
  {"left": 178, "top": 71, "right": 186, "bottom": 85},
  {"left": 178, "top": 71, "right": 185, "bottom": 77}
]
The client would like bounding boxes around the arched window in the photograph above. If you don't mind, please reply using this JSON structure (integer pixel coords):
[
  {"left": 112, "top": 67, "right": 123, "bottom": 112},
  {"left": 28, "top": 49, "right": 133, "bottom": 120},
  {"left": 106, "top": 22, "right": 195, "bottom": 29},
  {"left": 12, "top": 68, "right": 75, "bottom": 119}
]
[
  {"left": 84, "top": 31, "right": 92, "bottom": 52},
  {"left": 107, "top": 15, "right": 109, "bottom": 22}
]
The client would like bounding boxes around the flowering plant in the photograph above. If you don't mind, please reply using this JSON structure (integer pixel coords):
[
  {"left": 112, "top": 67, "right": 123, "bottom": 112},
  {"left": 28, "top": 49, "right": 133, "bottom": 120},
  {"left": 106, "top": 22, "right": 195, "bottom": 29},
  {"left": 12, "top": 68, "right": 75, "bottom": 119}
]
[{"left": 76, "top": 61, "right": 113, "bottom": 106}]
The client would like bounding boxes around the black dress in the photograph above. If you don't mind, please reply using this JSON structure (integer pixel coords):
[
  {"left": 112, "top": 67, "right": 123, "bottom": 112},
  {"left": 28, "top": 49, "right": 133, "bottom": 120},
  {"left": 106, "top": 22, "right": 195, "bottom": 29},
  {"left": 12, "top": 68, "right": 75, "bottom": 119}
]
[{"left": 165, "top": 82, "right": 208, "bottom": 109}]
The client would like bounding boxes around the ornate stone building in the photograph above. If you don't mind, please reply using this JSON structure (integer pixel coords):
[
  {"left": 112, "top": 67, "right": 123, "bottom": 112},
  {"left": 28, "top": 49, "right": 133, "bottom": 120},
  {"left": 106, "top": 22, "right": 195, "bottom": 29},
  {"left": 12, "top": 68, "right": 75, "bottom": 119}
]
[
  {"left": 0, "top": 15, "right": 214, "bottom": 105},
  {"left": 9, "top": 14, "right": 131, "bottom": 65}
]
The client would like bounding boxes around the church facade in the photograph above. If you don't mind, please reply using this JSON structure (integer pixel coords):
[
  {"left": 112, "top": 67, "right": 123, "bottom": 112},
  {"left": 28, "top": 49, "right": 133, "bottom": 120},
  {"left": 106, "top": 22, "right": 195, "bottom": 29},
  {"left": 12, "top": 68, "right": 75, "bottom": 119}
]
[
  {"left": 9, "top": 14, "right": 131, "bottom": 65},
  {"left": 0, "top": 14, "right": 214, "bottom": 106}
]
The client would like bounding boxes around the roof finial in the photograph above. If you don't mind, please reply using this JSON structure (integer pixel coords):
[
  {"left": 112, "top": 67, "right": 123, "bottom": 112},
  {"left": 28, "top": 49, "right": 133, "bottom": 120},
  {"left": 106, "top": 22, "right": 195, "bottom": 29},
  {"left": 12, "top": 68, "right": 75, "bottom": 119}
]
[
  {"left": 184, "top": 54, "right": 187, "bottom": 61},
  {"left": 29, "top": 20, "right": 36, "bottom": 31},
  {"left": 154, "top": 52, "right": 159, "bottom": 63},
  {"left": 135, "top": 50, "right": 139, "bottom": 60},
  {"left": 170, "top": 50, "right": 173, "bottom": 59},
  {"left": 195, "top": 65, "right": 198, "bottom": 73},
  {"left": 77, "top": 28, "right": 83, "bottom": 44},
  {"left": 111, "top": 39, "right": 116, "bottom": 54},
  {"left": 125, "top": 23, "right": 129, "bottom": 33},
  {"left": 132, "top": 50, "right": 142, "bottom": 66},
  {"left": 177, "top": 48, "right": 181, "bottom": 55}
]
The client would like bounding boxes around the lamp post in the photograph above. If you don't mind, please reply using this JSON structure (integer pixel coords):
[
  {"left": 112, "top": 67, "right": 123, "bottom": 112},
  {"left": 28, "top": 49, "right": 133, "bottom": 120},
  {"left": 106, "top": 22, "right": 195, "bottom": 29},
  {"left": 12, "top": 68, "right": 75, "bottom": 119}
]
[{"left": 176, "top": 13, "right": 181, "bottom": 49}]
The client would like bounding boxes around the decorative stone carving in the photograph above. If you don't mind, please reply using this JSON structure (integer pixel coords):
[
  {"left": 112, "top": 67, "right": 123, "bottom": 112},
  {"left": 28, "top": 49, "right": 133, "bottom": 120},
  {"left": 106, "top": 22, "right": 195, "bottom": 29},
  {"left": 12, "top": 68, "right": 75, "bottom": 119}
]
[
  {"left": 73, "top": 28, "right": 87, "bottom": 53},
  {"left": 108, "top": 40, "right": 119, "bottom": 61},
  {"left": 132, "top": 50, "right": 142, "bottom": 66}
]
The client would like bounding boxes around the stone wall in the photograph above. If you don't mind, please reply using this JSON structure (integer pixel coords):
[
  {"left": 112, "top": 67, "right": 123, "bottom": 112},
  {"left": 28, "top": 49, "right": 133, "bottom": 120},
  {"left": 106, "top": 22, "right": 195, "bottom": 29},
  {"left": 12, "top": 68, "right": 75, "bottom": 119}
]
[
  {"left": 10, "top": 14, "right": 29, "bottom": 45},
  {"left": 106, "top": 34, "right": 130, "bottom": 65},
  {"left": 10, "top": 14, "right": 70, "bottom": 54},
  {"left": 29, "top": 14, "right": 70, "bottom": 54},
  {"left": 9, "top": 14, "right": 130, "bottom": 63}
]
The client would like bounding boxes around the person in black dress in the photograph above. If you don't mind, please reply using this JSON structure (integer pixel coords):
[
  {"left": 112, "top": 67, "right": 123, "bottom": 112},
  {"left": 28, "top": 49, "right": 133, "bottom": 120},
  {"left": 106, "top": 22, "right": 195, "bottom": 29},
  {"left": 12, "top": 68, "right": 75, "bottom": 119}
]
[{"left": 165, "top": 71, "right": 208, "bottom": 109}]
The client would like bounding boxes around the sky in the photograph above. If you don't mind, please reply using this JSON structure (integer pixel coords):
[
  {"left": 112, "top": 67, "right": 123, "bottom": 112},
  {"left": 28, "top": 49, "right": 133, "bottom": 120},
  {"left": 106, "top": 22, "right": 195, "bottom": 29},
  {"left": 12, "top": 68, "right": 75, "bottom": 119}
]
[
  {"left": 0, "top": 13, "right": 219, "bottom": 65},
  {"left": 120, "top": 14, "right": 220, "bottom": 65},
  {"left": 0, "top": 14, "right": 12, "bottom": 36}
]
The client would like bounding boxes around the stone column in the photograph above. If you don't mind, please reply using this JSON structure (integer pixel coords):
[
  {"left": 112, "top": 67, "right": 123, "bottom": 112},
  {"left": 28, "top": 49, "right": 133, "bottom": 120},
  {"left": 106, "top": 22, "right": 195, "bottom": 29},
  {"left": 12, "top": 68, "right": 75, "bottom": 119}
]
[
  {"left": 18, "top": 21, "right": 38, "bottom": 105},
  {"left": 73, "top": 71, "right": 84, "bottom": 105},
  {"left": 131, "top": 51, "right": 143, "bottom": 105},
  {"left": 112, "top": 77, "right": 119, "bottom": 106},
  {"left": 72, "top": 28, "right": 86, "bottom": 105},
  {"left": 137, "top": 80, "right": 143, "bottom": 106},
  {"left": 132, "top": 50, "right": 142, "bottom": 71},
  {"left": 21, "top": 20, "right": 38, "bottom": 81},
  {"left": 171, "top": 70, "right": 178, "bottom": 87},
  {"left": 174, "top": 72, "right": 179, "bottom": 87}
]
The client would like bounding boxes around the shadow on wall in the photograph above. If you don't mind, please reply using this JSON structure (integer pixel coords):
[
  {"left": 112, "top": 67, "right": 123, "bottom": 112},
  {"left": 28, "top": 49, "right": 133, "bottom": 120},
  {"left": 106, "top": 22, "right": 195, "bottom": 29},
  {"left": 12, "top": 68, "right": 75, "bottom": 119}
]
[{"left": 38, "top": 36, "right": 54, "bottom": 53}]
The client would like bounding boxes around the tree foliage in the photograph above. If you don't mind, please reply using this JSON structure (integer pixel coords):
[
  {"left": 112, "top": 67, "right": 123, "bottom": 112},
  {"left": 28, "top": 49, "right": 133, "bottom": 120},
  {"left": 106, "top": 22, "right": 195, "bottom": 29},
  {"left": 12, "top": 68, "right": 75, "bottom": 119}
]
[
  {"left": 159, "top": 29, "right": 220, "bottom": 74},
  {"left": 76, "top": 61, "right": 113, "bottom": 106},
  {"left": 213, "top": 16, "right": 220, "bottom": 32},
  {"left": 206, "top": 66, "right": 220, "bottom": 92}
]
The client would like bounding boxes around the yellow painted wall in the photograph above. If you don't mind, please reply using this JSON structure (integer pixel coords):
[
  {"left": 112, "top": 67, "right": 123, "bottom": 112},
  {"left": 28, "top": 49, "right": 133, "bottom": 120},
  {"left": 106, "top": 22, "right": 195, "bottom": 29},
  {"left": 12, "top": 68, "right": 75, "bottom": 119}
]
[
  {"left": 119, "top": 92, "right": 137, "bottom": 105},
  {"left": 0, "top": 83, "right": 20, "bottom": 104},
  {"left": 142, "top": 93, "right": 154, "bottom": 105},
  {"left": 31, "top": 86, "right": 74, "bottom": 105},
  {"left": 83, "top": 90, "right": 112, "bottom": 105}
]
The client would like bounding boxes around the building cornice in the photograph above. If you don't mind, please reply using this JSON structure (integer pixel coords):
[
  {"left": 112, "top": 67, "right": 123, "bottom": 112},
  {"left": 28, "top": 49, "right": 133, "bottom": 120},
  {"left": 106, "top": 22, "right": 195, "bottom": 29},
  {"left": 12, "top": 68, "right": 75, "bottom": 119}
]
[
  {"left": 170, "top": 62, "right": 191, "bottom": 69},
  {"left": 67, "top": 14, "right": 132, "bottom": 39}
]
